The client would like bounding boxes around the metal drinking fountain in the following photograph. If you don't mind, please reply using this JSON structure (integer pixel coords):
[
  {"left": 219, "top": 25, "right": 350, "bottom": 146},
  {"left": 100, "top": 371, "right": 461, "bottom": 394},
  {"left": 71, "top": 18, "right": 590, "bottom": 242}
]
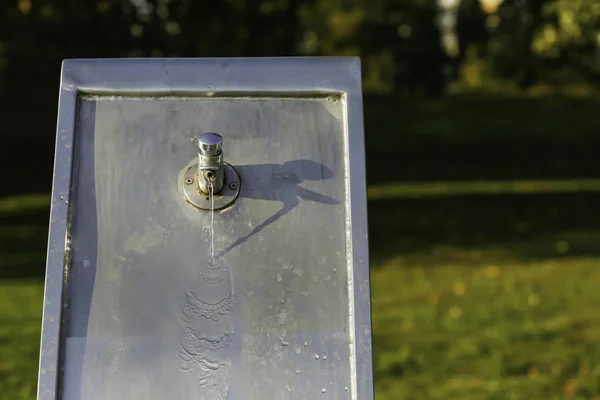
[{"left": 38, "top": 58, "right": 373, "bottom": 400}]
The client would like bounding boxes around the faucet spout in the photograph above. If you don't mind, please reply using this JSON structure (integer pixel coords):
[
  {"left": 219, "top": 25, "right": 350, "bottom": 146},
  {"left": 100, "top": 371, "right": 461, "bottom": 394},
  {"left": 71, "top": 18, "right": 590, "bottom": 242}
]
[
  {"left": 182, "top": 131, "right": 240, "bottom": 211},
  {"left": 197, "top": 133, "right": 225, "bottom": 194}
]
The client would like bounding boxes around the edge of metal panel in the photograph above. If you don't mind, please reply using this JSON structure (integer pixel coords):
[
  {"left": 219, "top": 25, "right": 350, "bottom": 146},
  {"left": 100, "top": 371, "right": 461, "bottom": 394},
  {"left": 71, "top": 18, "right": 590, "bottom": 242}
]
[
  {"left": 36, "top": 57, "right": 373, "bottom": 400},
  {"left": 37, "top": 66, "right": 77, "bottom": 400}
]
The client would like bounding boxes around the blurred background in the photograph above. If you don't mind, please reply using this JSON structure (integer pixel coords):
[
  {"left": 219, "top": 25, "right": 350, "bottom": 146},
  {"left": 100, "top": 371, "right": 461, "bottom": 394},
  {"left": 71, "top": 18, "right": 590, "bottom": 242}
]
[{"left": 2, "top": 0, "right": 600, "bottom": 398}]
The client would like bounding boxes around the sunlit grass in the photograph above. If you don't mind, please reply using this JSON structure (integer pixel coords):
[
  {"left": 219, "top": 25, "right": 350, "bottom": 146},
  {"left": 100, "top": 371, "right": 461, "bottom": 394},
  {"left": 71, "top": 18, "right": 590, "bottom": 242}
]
[
  {"left": 0, "top": 194, "right": 50, "bottom": 215},
  {"left": 372, "top": 255, "right": 600, "bottom": 399},
  {"left": 368, "top": 179, "right": 600, "bottom": 200}
]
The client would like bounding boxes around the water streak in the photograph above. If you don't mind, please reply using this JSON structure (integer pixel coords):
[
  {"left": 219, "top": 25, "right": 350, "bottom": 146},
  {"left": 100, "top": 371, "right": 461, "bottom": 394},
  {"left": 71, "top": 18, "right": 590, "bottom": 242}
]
[
  {"left": 208, "top": 180, "right": 215, "bottom": 261},
  {"left": 176, "top": 178, "right": 234, "bottom": 399}
]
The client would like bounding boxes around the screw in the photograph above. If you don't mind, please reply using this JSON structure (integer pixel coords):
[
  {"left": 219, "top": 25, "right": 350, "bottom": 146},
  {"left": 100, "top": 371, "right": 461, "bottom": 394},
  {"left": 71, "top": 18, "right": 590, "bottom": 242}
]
[
  {"left": 229, "top": 182, "right": 238, "bottom": 190},
  {"left": 185, "top": 177, "right": 194, "bottom": 185}
]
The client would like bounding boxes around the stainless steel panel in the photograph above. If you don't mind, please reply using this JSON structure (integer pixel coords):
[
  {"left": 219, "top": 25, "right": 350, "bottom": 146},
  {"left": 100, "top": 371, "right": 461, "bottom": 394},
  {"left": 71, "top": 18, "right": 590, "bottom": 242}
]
[{"left": 38, "top": 58, "right": 372, "bottom": 400}]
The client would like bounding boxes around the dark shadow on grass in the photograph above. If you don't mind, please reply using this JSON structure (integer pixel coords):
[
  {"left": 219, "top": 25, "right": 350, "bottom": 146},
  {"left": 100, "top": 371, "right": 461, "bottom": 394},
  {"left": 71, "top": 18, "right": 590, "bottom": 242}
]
[
  {"left": 368, "top": 192, "right": 600, "bottom": 265},
  {"left": 0, "top": 210, "right": 50, "bottom": 279}
]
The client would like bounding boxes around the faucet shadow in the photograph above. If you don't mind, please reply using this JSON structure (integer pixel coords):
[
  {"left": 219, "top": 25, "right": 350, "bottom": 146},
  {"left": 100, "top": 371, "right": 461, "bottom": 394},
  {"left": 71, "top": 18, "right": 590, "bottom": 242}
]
[{"left": 216, "top": 159, "right": 340, "bottom": 257}]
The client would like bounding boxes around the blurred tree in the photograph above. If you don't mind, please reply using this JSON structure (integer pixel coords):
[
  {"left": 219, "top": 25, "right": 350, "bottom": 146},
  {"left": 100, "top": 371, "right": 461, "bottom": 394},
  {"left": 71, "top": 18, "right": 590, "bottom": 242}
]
[
  {"left": 457, "top": 0, "right": 489, "bottom": 60},
  {"left": 488, "top": 0, "right": 551, "bottom": 87},
  {"left": 3, "top": 0, "right": 598, "bottom": 98},
  {"left": 0, "top": 0, "right": 134, "bottom": 92},
  {"left": 485, "top": 0, "right": 600, "bottom": 87},
  {"left": 530, "top": 0, "right": 600, "bottom": 83},
  {"left": 299, "top": 0, "right": 451, "bottom": 95},
  {"left": 0, "top": 0, "right": 311, "bottom": 90}
]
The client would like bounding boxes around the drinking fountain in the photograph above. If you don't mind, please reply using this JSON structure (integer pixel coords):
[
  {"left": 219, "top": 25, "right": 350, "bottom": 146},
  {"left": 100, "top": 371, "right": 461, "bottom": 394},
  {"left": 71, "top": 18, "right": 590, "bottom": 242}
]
[{"left": 38, "top": 58, "right": 373, "bottom": 400}]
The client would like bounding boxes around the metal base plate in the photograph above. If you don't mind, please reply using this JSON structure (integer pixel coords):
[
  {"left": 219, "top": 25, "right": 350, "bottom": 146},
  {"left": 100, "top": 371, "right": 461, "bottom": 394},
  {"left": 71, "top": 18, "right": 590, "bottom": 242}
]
[{"left": 183, "top": 162, "right": 241, "bottom": 211}]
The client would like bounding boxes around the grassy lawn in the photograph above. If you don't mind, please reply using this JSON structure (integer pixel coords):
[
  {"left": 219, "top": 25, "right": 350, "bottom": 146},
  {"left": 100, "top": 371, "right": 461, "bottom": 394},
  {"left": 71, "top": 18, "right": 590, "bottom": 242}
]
[{"left": 372, "top": 256, "right": 600, "bottom": 399}]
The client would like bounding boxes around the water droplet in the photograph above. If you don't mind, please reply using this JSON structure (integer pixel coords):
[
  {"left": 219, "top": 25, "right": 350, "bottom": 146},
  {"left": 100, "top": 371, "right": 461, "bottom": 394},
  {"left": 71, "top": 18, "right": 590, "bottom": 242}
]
[
  {"left": 59, "top": 195, "right": 64, "bottom": 200},
  {"left": 282, "top": 341, "right": 289, "bottom": 346},
  {"left": 276, "top": 272, "right": 283, "bottom": 282},
  {"left": 295, "top": 369, "right": 301, "bottom": 374},
  {"left": 322, "top": 388, "right": 326, "bottom": 393},
  {"left": 304, "top": 341, "right": 308, "bottom": 347},
  {"left": 314, "top": 354, "right": 319, "bottom": 360},
  {"left": 344, "top": 386, "right": 348, "bottom": 391},
  {"left": 323, "top": 355, "right": 327, "bottom": 360},
  {"left": 295, "top": 347, "right": 301, "bottom": 354}
]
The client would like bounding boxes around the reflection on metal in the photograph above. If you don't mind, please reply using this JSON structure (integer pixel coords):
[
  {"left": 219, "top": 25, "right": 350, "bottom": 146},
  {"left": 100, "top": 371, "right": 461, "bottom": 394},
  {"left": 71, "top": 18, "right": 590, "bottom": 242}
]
[{"left": 38, "top": 58, "right": 373, "bottom": 400}]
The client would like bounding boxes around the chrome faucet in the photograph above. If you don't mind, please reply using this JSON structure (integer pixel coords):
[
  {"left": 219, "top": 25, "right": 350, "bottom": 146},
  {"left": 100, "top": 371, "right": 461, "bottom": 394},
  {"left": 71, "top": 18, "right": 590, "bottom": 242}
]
[
  {"left": 182, "top": 132, "right": 240, "bottom": 211},
  {"left": 197, "top": 133, "right": 225, "bottom": 194}
]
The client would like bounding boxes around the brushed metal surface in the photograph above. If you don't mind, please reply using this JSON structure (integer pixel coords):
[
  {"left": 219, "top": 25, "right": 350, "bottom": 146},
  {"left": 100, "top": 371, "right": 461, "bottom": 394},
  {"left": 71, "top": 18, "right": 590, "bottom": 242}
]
[{"left": 38, "top": 58, "right": 372, "bottom": 400}]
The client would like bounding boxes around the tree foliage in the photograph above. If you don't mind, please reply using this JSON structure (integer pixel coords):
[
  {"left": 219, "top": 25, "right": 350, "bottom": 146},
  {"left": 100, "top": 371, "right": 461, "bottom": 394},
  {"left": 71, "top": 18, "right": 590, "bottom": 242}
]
[{"left": 0, "top": 0, "right": 598, "bottom": 95}]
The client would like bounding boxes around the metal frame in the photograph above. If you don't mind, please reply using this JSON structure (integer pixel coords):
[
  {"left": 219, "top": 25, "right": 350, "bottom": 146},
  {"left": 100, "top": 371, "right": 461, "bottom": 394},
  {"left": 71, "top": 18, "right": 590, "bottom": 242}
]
[{"left": 38, "top": 58, "right": 373, "bottom": 399}]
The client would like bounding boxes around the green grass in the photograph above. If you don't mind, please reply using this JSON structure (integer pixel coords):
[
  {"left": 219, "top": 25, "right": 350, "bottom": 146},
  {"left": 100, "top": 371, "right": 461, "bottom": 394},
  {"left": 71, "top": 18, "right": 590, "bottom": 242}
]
[
  {"left": 372, "top": 256, "right": 600, "bottom": 400},
  {"left": 368, "top": 179, "right": 600, "bottom": 200},
  {"left": 0, "top": 194, "right": 50, "bottom": 216},
  {"left": 0, "top": 281, "right": 43, "bottom": 400}
]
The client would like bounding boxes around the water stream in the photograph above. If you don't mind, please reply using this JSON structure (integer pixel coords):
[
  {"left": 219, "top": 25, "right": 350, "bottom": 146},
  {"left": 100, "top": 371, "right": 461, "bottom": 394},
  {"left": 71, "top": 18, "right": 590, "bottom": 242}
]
[
  {"left": 208, "top": 180, "right": 215, "bottom": 261},
  {"left": 175, "top": 177, "right": 233, "bottom": 399}
]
